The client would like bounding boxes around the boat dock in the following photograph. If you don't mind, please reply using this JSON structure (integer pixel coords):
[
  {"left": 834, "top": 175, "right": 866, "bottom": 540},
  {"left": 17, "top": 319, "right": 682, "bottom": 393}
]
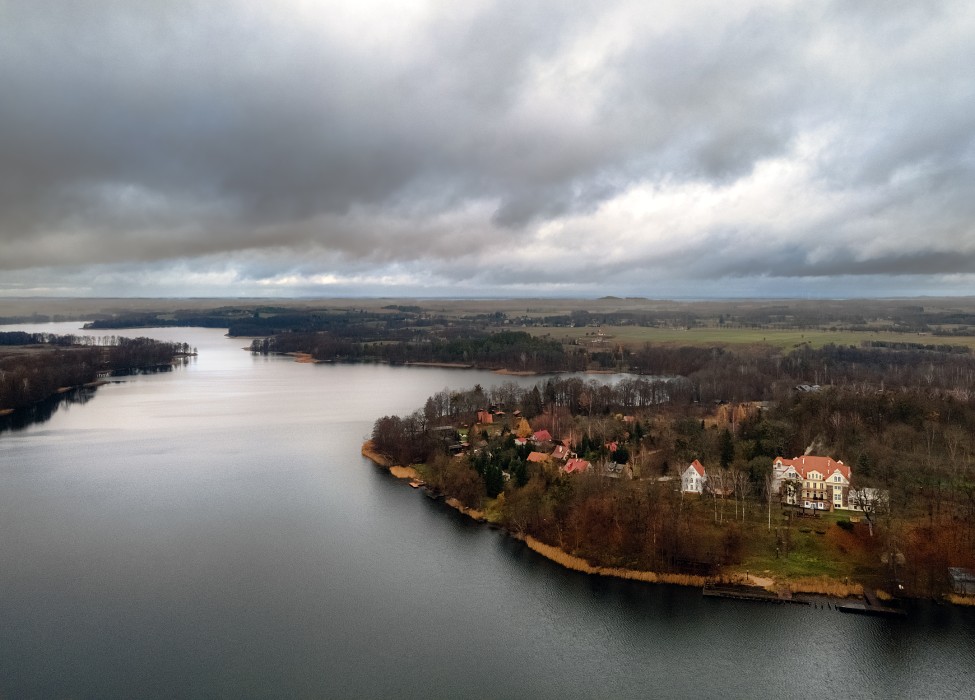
[
  {"left": 837, "top": 588, "right": 907, "bottom": 617},
  {"left": 703, "top": 582, "right": 810, "bottom": 606}
]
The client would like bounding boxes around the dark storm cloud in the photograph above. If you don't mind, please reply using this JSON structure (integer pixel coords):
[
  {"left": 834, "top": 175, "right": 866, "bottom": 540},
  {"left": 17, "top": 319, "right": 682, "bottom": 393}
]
[{"left": 0, "top": 0, "right": 973, "bottom": 295}]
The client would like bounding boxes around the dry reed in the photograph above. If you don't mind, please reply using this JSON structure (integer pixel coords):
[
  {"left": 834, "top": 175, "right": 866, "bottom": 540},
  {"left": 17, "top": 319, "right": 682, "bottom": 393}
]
[
  {"left": 785, "top": 576, "right": 863, "bottom": 598},
  {"left": 523, "top": 536, "right": 708, "bottom": 588},
  {"left": 361, "top": 441, "right": 391, "bottom": 467}
]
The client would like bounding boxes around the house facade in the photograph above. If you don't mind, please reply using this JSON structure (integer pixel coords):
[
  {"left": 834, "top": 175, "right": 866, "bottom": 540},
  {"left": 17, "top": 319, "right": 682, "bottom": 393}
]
[
  {"left": 681, "top": 460, "right": 706, "bottom": 494},
  {"left": 772, "top": 456, "right": 851, "bottom": 511}
]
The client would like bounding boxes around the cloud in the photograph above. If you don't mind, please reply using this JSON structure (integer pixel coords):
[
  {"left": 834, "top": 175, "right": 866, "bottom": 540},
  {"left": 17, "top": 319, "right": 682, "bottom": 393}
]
[{"left": 0, "top": 0, "right": 973, "bottom": 297}]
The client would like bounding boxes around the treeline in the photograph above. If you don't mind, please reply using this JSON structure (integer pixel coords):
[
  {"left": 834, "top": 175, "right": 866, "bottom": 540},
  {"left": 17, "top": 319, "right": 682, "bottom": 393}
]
[
  {"left": 0, "top": 334, "right": 189, "bottom": 411},
  {"left": 370, "top": 356, "right": 975, "bottom": 595},
  {"left": 84, "top": 307, "right": 432, "bottom": 338},
  {"left": 253, "top": 330, "right": 580, "bottom": 373}
]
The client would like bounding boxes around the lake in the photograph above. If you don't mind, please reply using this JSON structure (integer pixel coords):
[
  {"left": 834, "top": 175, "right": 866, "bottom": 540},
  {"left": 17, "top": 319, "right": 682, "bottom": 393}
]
[{"left": 1, "top": 323, "right": 972, "bottom": 698}]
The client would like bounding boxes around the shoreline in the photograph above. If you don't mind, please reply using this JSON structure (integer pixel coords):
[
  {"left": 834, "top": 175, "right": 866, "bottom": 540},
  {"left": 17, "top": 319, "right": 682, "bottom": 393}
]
[
  {"left": 359, "top": 441, "right": 894, "bottom": 603},
  {"left": 360, "top": 441, "right": 759, "bottom": 593}
]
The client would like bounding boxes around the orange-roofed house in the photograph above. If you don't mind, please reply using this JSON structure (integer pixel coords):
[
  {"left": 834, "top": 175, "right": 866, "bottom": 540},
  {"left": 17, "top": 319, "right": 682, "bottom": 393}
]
[
  {"left": 476, "top": 410, "right": 493, "bottom": 425},
  {"left": 563, "top": 458, "right": 591, "bottom": 474},
  {"left": 772, "top": 455, "right": 852, "bottom": 511},
  {"left": 681, "top": 460, "right": 707, "bottom": 494},
  {"left": 527, "top": 451, "right": 549, "bottom": 464},
  {"left": 532, "top": 429, "right": 553, "bottom": 444}
]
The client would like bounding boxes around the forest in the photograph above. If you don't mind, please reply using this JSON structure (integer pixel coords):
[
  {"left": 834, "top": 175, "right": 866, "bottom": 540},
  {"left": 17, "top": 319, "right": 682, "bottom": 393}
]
[
  {"left": 0, "top": 333, "right": 191, "bottom": 411},
  {"left": 369, "top": 342, "right": 975, "bottom": 599}
]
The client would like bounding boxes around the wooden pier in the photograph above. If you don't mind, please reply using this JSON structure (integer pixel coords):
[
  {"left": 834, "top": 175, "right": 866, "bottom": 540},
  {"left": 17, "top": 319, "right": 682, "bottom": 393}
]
[
  {"left": 837, "top": 588, "right": 907, "bottom": 617},
  {"left": 703, "top": 582, "right": 810, "bottom": 606}
]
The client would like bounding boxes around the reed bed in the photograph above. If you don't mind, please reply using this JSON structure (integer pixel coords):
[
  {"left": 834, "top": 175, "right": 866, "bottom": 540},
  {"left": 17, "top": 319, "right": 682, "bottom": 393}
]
[
  {"left": 361, "top": 441, "right": 391, "bottom": 467},
  {"left": 523, "top": 536, "right": 708, "bottom": 588},
  {"left": 785, "top": 576, "right": 863, "bottom": 598}
]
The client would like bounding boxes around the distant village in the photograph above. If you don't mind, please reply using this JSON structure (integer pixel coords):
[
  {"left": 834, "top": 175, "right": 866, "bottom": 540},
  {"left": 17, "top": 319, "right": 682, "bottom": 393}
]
[{"left": 456, "top": 405, "right": 885, "bottom": 516}]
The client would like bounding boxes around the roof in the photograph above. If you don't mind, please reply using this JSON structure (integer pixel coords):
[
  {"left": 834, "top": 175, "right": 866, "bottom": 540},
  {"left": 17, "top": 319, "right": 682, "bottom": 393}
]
[
  {"left": 532, "top": 429, "right": 553, "bottom": 443},
  {"left": 775, "top": 455, "right": 850, "bottom": 480},
  {"left": 527, "top": 451, "right": 549, "bottom": 463},
  {"left": 551, "top": 444, "right": 571, "bottom": 460},
  {"left": 949, "top": 567, "right": 975, "bottom": 583},
  {"left": 686, "top": 459, "right": 706, "bottom": 478},
  {"left": 563, "top": 458, "right": 591, "bottom": 474}
]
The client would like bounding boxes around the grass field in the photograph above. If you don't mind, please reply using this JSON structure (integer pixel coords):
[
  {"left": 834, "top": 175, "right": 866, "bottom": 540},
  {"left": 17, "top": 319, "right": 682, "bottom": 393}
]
[{"left": 519, "top": 325, "right": 975, "bottom": 351}]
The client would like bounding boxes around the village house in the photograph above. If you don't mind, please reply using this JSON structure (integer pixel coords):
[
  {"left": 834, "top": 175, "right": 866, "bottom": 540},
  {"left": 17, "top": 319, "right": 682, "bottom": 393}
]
[
  {"left": 532, "top": 429, "right": 553, "bottom": 444},
  {"left": 563, "top": 458, "right": 591, "bottom": 474},
  {"left": 681, "top": 459, "right": 706, "bottom": 494},
  {"left": 772, "top": 455, "right": 851, "bottom": 511},
  {"left": 551, "top": 443, "right": 572, "bottom": 461}
]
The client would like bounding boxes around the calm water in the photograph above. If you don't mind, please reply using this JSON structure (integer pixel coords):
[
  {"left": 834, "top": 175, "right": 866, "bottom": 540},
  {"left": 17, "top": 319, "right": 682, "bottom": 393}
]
[{"left": 1, "top": 324, "right": 973, "bottom": 699}]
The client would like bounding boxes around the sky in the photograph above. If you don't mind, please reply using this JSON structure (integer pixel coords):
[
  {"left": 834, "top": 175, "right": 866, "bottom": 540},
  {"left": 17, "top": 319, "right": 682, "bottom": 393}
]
[{"left": 1, "top": 0, "right": 973, "bottom": 299}]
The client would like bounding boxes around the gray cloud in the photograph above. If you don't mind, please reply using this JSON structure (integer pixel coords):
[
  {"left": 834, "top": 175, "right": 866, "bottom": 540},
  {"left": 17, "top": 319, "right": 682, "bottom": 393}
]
[{"left": 1, "top": 0, "right": 973, "bottom": 296}]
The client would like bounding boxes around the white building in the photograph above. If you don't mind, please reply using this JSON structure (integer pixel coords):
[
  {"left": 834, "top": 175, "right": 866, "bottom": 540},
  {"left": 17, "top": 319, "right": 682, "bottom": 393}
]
[{"left": 681, "top": 460, "right": 707, "bottom": 494}]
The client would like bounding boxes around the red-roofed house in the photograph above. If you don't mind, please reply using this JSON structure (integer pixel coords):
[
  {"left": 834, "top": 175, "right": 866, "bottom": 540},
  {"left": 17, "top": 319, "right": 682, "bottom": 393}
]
[
  {"left": 681, "top": 459, "right": 707, "bottom": 494},
  {"left": 532, "top": 430, "right": 553, "bottom": 444},
  {"left": 772, "top": 455, "right": 851, "bottom": 511},
  {"left": 563, "top": 458, "right": 591, "bottom": 474}
]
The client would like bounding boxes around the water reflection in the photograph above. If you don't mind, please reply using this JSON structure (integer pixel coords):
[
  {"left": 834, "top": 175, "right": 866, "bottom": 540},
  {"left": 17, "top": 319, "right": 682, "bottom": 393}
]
[
  {"left": 0, "top": 322, "right": 973, "bottom": 699},
  {"left": 0, "top": 385, "right": 100, "bottom": 435}
]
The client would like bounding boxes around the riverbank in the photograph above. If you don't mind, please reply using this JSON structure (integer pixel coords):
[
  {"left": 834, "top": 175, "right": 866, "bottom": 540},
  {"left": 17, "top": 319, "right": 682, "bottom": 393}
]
[
  {"left": 362, "top": 440, "right": 759, "bottom": 593},
  {"left": 361, "top": 441, "right": 894, "bottom": 602}
]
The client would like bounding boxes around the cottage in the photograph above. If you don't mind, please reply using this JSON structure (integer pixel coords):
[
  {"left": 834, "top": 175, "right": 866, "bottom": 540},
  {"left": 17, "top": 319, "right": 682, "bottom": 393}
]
[
  {"left": 681, "top": 460, "right": 706, "bottom": 494},
  {"left": 527, "top": 451, "right": 549, "bottom": 464},
  {"left": 563, "top": 458, "right": 591, "bottom": 474},
  {"left": 532, "top": 429, "right": 553, "bottom": 444}
]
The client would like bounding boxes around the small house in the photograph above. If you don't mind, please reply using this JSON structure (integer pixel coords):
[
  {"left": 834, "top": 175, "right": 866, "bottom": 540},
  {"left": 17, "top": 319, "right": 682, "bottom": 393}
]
[{"left": 681, "top": 460, "right": 706, "bottom": 494}]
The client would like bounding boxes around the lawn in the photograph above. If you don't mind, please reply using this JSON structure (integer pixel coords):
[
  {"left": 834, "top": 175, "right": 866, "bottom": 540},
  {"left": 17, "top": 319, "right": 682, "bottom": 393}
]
[{"left": 519, "top": 325, "right": 975, "bottom": 351}]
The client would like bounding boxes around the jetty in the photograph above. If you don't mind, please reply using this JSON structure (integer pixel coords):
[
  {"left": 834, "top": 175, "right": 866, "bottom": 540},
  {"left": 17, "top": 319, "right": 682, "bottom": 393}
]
[
  {"left": 703, "top": 581, "right": 810, "bottom": 606},
  {"left": 838, "top": 588, "right": 907, "bottom": 617}
]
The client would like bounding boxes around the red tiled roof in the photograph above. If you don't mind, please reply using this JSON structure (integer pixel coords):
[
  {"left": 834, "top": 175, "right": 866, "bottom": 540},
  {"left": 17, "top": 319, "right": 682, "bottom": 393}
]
[
  {"left": 688, "top": 459, "right": 706, "bottom": 477},
  {"left": 775, "top": 455, "right": 850, "bottom": 480},
  {"left": 532, "top": 430, "right": 553, "bottom": 443},
  {"left": 563, "top": 458, "right": 591, "bottom": 474}
]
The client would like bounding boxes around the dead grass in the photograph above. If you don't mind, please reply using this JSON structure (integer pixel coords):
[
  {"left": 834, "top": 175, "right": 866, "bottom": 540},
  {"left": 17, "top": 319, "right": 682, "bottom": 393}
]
[
  {"left": 522, "top": 536, "right": 708, "bottom": 588},
  {"left": 444, "top": 497, "right": 486, "bottom": 521},
  {"left": 947, "top": 594, "right": 975, "bottom": 606},
  {"left": 784, "top": 576, "right": 863, "bottom": 598},
  {"left": 361, "top": 441, "right": 391, "bottom": 468},
  {"left": 288, "top": 352, "right": 316, "bottom": 363},
  {"left": 389, "top": 466, "right": 420, "bottom": 479}
]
